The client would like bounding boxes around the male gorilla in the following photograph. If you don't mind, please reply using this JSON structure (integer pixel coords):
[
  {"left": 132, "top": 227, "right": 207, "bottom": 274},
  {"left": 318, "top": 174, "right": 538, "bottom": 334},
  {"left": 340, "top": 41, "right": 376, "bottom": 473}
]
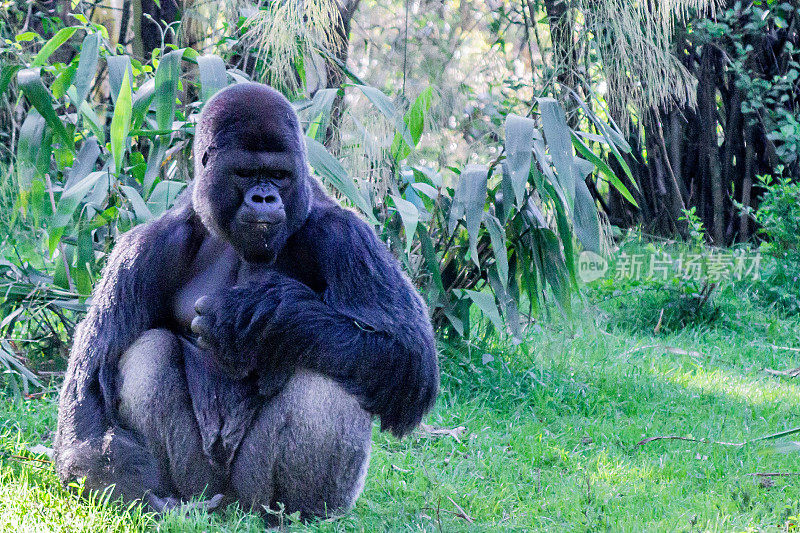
[{"left": 53, "top": 83, "right": 438, "bottom": 518}]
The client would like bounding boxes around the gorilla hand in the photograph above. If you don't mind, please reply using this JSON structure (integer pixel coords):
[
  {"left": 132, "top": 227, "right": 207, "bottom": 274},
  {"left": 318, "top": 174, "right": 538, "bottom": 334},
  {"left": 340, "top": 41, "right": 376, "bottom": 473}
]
[{"left": 191, "top": 273, "right": 319, "bottom": 379}]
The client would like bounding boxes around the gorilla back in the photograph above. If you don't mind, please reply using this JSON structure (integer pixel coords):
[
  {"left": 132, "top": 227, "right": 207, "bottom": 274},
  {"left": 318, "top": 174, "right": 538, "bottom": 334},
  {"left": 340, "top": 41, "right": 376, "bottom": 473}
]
[{"left": 54, "top": 83, "right": 439, "bottom": 519}]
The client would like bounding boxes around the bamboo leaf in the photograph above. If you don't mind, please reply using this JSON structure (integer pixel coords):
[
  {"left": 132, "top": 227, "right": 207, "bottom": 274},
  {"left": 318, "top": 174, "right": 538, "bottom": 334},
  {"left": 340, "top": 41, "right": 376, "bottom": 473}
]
[
  {"left": 110, "top": 68, "right": 132, "bottom": 175},
  {"left": 462, "top": 164, "right": 488, "bottom": 266},
  {"left": 107, "top": 55, "right": 131, "bottom": 105},
  {"left": 120, "top": 185, "right": 153, "bottom": 222},
  {"left": 573, "top": 158, "right": 601, "bottom": 253},
  {"left": 147, "top": 180, "right": 186, "bottom": 216},
  {"left": 197, "top": 54, "right": 228, "bottom": 102},
  {"left": 305, "top": 88, "right": 338, "bottom": 141},
  {"left": 0, "top": 65, "right": 22, "bottom": 98},
  {"left": 572, "top": 132, "right": 638, "bottom": 207},
  {"left": 305, "top": 137, "right": 375, "bottom": 222},
  {"left": 355, "top": 84, "right": 414, "bottom": 148},
  {"left": 32, "top": 27, "right": 79, "bottom": 67},
  {"left": 64, "top": 138, "right": 100, "bottom": 190},
  {"left": 154, "top": 49, "right": 182, "bottom": 132},
  {"left": 391, "top": 195, "right": 420, "bottom": 255},
  {"left": 538, "top": 97, "right": 575, "bottom": 206},
  {"left": 483, "top": 213, "right": 509, "bottom": 288},
  {"left": 391, "top": 86, "right": 433, "bottom": 160},
  {"left": 53, "top": 170, "right": 105, "bottom": 227},
  {"left": 72, "top": 32, "right": 100, "bottom": 106},
  {"left": 131, "top": 78, "right": 155, "bottom": 130},
  {"left": 15, "top": 111, "right": 47, "bottom": 189},
  {"left": 17, "top": 68, "right": 72, "bottom": 148},
  {"left": 504, "top": 113, "right": 536, "bottom": 207},
  {"left": 465, "top": 290, "right": 504, "bottom": 332}
]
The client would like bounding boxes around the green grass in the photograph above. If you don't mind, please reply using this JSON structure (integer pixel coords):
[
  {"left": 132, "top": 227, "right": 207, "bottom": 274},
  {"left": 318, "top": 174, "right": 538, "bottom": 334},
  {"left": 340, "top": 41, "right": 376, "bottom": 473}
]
[{"left": 3, "top": 286, "right": 800, "bottom": 531}]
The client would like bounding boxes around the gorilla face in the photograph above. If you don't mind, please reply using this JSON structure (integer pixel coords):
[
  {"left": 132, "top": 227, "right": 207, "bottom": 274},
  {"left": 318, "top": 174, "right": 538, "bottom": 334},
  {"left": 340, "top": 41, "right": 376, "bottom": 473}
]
[{"left": 192, "top": 83, "right": 312, "bottom": 263}]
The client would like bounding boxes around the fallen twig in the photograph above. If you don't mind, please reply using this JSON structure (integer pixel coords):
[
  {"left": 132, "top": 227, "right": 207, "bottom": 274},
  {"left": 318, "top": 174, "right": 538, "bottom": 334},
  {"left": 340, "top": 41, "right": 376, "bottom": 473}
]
[
  {"left": 636, "top": 435, "right": 744, "bottom": 447},
  {"left": 746, "top": 472, "right": 800, "bottom": 477},
  {"left": 765, "top": 367, "right": 800, "bottom": 378},
  {"left": 446, "top": 496, "right": 474, "bottom": 524},
  {"left": 637, "top": 426, "right": 800, "bottom": 447}
]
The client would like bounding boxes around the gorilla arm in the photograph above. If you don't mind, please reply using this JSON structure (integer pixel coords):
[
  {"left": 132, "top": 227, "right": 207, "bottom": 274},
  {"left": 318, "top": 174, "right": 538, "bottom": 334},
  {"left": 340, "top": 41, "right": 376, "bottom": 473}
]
[
  {"left": 55, "top": 202, "right": 200, "bottom": 471},
  {"left": 194, "top": 206, "right": 439, "bottom": 438}
]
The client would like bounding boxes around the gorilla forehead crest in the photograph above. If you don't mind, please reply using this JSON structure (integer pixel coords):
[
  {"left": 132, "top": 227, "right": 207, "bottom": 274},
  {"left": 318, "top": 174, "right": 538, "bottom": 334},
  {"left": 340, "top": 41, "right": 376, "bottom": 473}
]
[{"left": 195, "top": 83, "right": 304, "bottom": 160}]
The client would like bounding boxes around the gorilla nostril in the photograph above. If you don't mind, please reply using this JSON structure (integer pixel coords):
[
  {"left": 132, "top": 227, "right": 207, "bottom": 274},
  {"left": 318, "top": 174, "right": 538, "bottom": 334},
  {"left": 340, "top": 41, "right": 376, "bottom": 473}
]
[
  {"left": 252, "top": 194, "right": 264, "bottom": 203},
  {"left": 265, "top": 194, "right": 278, "bottom": 203}
]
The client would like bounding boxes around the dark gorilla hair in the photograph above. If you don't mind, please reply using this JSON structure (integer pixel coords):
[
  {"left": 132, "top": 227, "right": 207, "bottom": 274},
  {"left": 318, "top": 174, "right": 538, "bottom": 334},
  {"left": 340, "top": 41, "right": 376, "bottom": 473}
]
[
  {"left": 53, "top": 82, "right": 438, "bottom": 520},
  {"left": 192, "top": 84, "right": 312, "bottom": 263}
]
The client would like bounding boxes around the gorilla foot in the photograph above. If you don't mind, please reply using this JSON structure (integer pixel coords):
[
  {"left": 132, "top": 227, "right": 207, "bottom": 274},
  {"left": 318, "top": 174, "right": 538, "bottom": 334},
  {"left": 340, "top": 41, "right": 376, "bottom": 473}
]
[{"left": 149, "top": 492, "right": 225, "bottom": 515}]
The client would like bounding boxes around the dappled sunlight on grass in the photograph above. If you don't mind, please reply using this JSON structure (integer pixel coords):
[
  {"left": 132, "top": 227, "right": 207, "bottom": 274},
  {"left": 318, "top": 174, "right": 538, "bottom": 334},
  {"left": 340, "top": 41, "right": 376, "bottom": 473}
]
[{"left": 649, "top": 359, "right": 800, "bottom": 409}]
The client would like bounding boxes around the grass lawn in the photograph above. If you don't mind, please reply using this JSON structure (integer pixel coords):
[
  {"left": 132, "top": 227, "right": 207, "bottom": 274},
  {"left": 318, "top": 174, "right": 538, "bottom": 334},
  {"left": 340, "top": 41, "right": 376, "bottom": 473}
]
[{"left": 2, "top": 287, "right": 800, "bottom": 531}]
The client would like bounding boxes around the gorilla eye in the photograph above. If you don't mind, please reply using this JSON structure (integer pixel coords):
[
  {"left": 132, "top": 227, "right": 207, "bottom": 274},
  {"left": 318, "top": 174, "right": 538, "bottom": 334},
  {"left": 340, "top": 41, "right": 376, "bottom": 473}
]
[{"left": 271, "top": 171, "right": 292, "bottom": 187}]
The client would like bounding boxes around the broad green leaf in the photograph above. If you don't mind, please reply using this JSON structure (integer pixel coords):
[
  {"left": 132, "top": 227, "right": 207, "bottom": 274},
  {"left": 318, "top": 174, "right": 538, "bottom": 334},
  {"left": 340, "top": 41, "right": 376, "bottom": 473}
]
[
  {"left": 154, "top": 49, "right": 182, "bottom": 132},
  {"left": 355, "top": 84, "right": 414, "bottom": 149},
  {"left": 411, "top": 182, "right": 439, "bottom": 201},
  {"left": 0, "top": 65, "right": 22, "bottom": 98},
  {"left": 504, "top": 113, "right": 536, "bottom": 207},
  {"left": 418, "top": 226, "right": 445, "bottom": 295},
  {"left": 538, "top": 97, "right": 575, "bottom": 207},
  {"left": 305, "top": 137, "right": 375, "bottom": 221},
  {"left": 121, "top": 185, "right": 153, "bottom": 222},
  {"left": 107, "top": 55, "right": 131, "bottom": 104},
  {"left": 305, "top": 88, "right": 338, "bottom": 142},
  {"left": 143, "top": 138, "right": 167, "bottom": 196},
  {"left": 198, "top": 54, "right": 228, "bottom": 103},
  {"left": 32, "top": 27, "right": 79, "bottom": 67},
  {"left": 570, "top": 92, "right": 634, "bottom": 171},
  {"left": 487, "top": 266, "right": 521, "bottom": 340},
  {"left": 15, "top": 111, "right": 47, "bottom": 189},
  {"left": 73, "top": 226, "right": 94, "bottom": 295},
  {"left": 51, "top": 64, "right": 76, "bottom": 99},
  {"left": 572, "top": 132, "right": 638, "bottom": 207},
  {"left": 17, "top": 68, "right": 72, "bottom": 148},
  {"left": 462, "top": 164, "right": 489, "bottom": 266},
  {"left": 391, "top": 86, "right": 433, "bottom": 160},
  {"left": 537, "top": 228, "right": 571, "bottom": 314},
  {"left": 147, "top": 180, "right": 186, "bottom": 216},
  {"left": 465, "top": 290, "right": 504, "bottom": 332},
  {"left": 390, "top": 195, "right": 419, "bottom": 255},
  {"left": 64, "top": 138, "right": 100, "bottom": 190},
  {"left": 483, "top": 213, "right": 508, "bottom": 288},
  {"left": 131, "top": 78, "right": 155, "bottom": 130},
  {"left": 72, "top": 32, "right": 100, "bottom": 106},
  {"left": 110, "top": 68, "right": 132, "bottom": 175},
  {"left": 79, "top": 101, "right": 105, "bottom": 143},
  {"left": 573, "top": 159, "right": 601, "bottom": 254},
  {"left": 52, "top": 170, "right": 105, "bottom": 227}
]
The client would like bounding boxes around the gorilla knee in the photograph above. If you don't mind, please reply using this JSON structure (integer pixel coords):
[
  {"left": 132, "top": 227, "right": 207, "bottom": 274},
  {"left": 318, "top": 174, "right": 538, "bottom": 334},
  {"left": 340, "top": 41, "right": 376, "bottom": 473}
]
[
  {"left": 117, "top": 329, "right": 181, "bottom": 429},
  {"left": 232, "top": 371, "right": 372, "bottom": 517}
]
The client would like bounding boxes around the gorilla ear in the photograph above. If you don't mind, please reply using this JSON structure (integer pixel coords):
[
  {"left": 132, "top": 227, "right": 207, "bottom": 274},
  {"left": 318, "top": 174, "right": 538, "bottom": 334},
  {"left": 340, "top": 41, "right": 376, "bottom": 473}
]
[{"left": 201, "top": 150, "right": 210, "bottom": 167}]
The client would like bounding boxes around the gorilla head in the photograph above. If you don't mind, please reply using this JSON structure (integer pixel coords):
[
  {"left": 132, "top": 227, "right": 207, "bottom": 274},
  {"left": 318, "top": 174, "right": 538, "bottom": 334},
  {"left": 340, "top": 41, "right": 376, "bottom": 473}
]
[{"left": 192, "top": 83, "right": 312, "bottom": 263}]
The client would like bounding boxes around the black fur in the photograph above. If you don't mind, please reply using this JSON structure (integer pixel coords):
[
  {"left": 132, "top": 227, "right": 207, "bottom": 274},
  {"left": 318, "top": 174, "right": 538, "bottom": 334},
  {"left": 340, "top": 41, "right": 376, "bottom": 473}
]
[{"left": 53, "top": 83, "right": 439, "bottom": 515}]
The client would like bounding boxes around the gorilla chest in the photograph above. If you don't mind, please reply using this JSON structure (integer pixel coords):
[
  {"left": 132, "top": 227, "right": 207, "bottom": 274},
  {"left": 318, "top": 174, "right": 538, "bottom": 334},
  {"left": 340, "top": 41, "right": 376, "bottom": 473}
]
[{"left": 172, "top": 236, "right": 245, "bottom": 332}]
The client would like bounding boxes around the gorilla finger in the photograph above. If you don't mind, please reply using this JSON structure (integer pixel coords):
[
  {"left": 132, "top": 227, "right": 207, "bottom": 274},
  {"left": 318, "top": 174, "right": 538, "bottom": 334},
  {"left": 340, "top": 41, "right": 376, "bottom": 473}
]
[
  {"left": 194, "top": 295, "right": 214, "bottom": 315},
  {"left": 196, "top": 335, "right": 214, "bottom": 350},
  {"left": 191, "top": 315, "right": 215, "bottom": 338}
]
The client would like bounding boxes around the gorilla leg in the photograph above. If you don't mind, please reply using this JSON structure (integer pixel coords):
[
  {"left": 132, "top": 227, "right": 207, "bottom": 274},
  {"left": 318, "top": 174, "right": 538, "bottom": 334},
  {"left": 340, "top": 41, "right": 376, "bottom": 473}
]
[
  {"left": 117, "top": 329, "right": 224, "bottom": 500},
  {"left": 230, "top": 370, "right": 372, "bottom": 520}
]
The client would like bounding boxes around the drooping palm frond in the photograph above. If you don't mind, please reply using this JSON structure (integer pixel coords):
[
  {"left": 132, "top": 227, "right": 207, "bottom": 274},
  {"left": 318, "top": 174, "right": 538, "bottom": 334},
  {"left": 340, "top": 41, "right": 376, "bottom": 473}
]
[
  {"left": 239, "top": 0, "right": 343, "bottom": 94},
  {"left": 580, "top": 0, "right": 719, "bottom": 121}
]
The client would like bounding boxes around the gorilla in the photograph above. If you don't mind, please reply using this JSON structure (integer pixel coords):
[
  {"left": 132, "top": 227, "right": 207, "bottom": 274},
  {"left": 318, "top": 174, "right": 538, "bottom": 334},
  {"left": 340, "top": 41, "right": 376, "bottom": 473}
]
[{"left": 53, "top": 83, "right": 439, "bottom": 520}]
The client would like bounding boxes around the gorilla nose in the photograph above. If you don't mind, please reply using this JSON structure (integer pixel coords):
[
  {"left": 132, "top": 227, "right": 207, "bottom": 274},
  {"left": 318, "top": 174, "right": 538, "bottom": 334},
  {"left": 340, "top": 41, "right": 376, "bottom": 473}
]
[{"left": 244, "top": 185, "right": 285, "bottom": 224}]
